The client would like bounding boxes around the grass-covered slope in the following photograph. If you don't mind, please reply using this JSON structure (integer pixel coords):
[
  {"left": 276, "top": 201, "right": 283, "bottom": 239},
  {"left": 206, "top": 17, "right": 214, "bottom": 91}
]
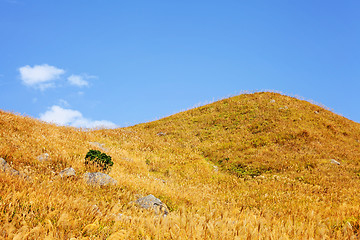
[
  {"left": 130, "top": 92, "right": 360, "bottom": 177},
  {"left": 1, "top": 92, "right": 360, "bottom": 239}
]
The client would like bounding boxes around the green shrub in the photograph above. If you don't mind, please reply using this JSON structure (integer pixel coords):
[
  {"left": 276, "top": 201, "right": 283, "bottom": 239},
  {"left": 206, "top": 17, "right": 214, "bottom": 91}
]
[{"left": 85, "top": 150, "right": 113, "bottom": 171}]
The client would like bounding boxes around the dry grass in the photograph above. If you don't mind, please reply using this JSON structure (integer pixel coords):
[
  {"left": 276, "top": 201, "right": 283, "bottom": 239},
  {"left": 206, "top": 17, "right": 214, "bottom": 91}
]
[{"left": 1, "top": 92, "right": 360, "bottom": 239}]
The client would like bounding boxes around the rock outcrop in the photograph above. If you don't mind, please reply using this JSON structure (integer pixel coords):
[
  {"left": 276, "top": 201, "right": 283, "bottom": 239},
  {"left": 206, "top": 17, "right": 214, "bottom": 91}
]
[
  {"left": 37, "top": 153, "right": 50, "bottom": 162},
  {"left": 134, "top": 194, "right": 169, "bottom": 216},
  {"left": 59, "top": 167, "right": 76, "bottom": 178},
  {"left": 83, "top": 172, "right": 117, "bottom": 186},
  {"left": 0, "top": 158, "right": 20, "bottom": 176}
]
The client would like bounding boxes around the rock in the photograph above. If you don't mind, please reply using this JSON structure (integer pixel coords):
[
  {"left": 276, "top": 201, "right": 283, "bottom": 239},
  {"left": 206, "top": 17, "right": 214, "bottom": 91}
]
[
  {"left": 83, "top": 172, "right": 117, "bottom": 186},
  {"left": 59, "top": 167, "right": 76, "bottom": 178},
  {"left": 314, "top": 111, "right": 320, "bottom": 114},
  {"left": 37, "top": 153, "right": 50, "bottom": 162},
  {"left": 133, "top": 194, "right": 169, "bottom": 216},
  {"left": 89, "top": 142, "right": 108, "bottom": 152},
  {"left": 270, "top": 99, "right": 276, "bottom": 103},
  {"left": 157, "top": 132, "right": 166, "bottom": 136},
  {"left": 0, "top": 158, "right": 20, "bottom": 176},
  {"left": 330, "top": 159, "right": 340, "bottom": 165},
  {"left": 213, "top": 165, "right": 219, "bottom": 172}
]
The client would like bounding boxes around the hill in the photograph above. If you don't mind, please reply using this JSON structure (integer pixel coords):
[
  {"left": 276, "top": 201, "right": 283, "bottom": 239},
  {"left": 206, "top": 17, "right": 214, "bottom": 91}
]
[
  {"left": 129, "top": 92, "right": 360, "bottom": 176},
  {"left": 1, "top": 92, "right": 360, "bottom": 239}
]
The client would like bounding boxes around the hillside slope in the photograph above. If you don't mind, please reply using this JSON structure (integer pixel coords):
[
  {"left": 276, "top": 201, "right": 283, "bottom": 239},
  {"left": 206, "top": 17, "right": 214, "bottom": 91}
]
[
  {"left": 128, "top": 92, "right": 360, "bottom": 176},
  {"left": 1, "top": 92, "right": 360, "bottom": 239}
]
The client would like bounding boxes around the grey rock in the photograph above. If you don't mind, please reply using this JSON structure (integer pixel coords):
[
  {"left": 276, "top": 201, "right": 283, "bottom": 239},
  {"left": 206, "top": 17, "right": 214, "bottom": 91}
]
[
  {"left": 134, "top": 194, "right": 169, "bottom": 216},
  {"left": 37, "top": 153, "right": 50, "bottom": 162},
  {"left": 270, "top": 99, "right": 276, "bottom": 103},
  {"left": 89, "top": 142, "right": 108, "bottom": 152},
  {"left": 0, "top": 158, "right": 20, "bottom": 176},
  {"left": 314, "top": 111, "right": 320, "bottom": 114},
  {"left": 59, "top": 167, "right": 76, "bottom": 178},
  {"left": 83, "top": 172, "right": 117, "bottom": 186},
  {"left": 157, "top": 132, "right": 166, "bottom": 136},
  {"left": 330, "top": 159, "right": 340, "bottom": 165}
]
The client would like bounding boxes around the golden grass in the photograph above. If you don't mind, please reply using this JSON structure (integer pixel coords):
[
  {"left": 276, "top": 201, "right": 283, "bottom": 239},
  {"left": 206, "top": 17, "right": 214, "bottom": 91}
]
[{"left": 1, "top": 92, "right": 360, "bottom": 239}]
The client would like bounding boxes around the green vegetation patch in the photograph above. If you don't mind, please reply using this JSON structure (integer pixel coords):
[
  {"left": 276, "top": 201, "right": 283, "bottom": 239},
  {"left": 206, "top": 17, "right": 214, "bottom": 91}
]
[
  {"left": 85, "top": 149, "right": 113, "bottom": 171},
  {"left": 230, "top": 163, "right": 272, "bottom": 178}
]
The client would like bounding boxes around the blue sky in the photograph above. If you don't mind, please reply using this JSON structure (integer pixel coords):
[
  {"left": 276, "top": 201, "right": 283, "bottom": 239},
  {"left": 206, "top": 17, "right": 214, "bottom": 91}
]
[{"left": 1, "top": 0, "right": 359, "bottom": 127}]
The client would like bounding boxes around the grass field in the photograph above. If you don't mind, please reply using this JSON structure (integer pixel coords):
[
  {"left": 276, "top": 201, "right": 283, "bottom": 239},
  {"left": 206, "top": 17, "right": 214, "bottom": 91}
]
[{"left": 1, "top": 92, "right": 360, "bottom": 239}]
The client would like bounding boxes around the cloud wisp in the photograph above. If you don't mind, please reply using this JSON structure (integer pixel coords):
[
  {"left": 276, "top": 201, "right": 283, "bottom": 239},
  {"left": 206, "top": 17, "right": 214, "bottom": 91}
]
[
  {"left": 39, "top": 105, "right": 117, "bottom": 129},
  {"left": 67, "top": 74, "right": 90, "bottom": 87},
  {"left": 19, "top": 64, "right": 65, "bottom": 90}
]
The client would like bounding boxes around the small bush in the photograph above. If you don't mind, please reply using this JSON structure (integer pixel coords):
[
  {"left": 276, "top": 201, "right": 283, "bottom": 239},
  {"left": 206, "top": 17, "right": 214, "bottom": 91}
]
[{"left": 85, "top": 150, "right": 113, "bottom": 171}]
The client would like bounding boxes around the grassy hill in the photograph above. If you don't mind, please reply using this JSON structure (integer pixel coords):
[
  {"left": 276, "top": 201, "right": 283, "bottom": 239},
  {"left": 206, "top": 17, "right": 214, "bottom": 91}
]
[
  {"left": 130, "top": 92, "right": 360, "bottom": 176},
  {"left": 1, "top": 92, "right": 360, "bottom": 239}
]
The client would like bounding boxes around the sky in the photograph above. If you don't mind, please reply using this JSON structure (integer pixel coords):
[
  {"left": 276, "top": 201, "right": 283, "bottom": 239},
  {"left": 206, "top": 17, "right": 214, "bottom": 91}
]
[{"left": 1, "top": 0, "right": 359, "bottom": 128}]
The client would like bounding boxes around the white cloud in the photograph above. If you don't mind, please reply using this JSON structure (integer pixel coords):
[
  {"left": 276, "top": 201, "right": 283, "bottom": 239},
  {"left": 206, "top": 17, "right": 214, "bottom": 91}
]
[
  {"left": 67, "top": 74, "right": 89, "bottom": 87},
  {"left": 40, "top": 106, "right": 82, "bottom": 126},
  {"left": 39, "top": 105, "right": 117, "bottom": 129},
  {"left": 19, "top": 64, "right": 65, "bottom": 90}
]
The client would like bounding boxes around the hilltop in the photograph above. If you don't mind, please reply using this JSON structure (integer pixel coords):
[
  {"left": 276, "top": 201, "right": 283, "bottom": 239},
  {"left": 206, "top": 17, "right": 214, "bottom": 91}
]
[
  {"left": 128, "top": 92, "right": 360, "bottom": 177},
  {"left": 1, "top": 92, "right": 360, "bottom": 239}
]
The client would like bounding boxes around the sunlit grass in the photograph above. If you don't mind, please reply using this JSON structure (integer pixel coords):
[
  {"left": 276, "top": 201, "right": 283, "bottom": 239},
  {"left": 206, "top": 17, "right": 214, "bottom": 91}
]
[{"left": 1, "top": 92, "right": 360, "bottom": 239}]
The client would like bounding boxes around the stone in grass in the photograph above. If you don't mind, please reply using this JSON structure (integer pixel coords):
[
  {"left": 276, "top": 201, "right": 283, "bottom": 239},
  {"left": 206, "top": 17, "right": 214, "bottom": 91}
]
[
  {"left": 37, "top": 153, "right": 50, "bottom": 162},
  {"left": 59, "top": 167, "right": 76, "bottom": 178},
  {"left": 83, "top": 172, "right": 117, "bottom": 186},
  {"left": 134, "top": 194, "right": 169, "bottom": 216},
  {"left": 0, "top": 158, "right": 20, "bottom": 176},
  {"left": 330, "top": 159, "right": 340, "bottom": 165}
]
